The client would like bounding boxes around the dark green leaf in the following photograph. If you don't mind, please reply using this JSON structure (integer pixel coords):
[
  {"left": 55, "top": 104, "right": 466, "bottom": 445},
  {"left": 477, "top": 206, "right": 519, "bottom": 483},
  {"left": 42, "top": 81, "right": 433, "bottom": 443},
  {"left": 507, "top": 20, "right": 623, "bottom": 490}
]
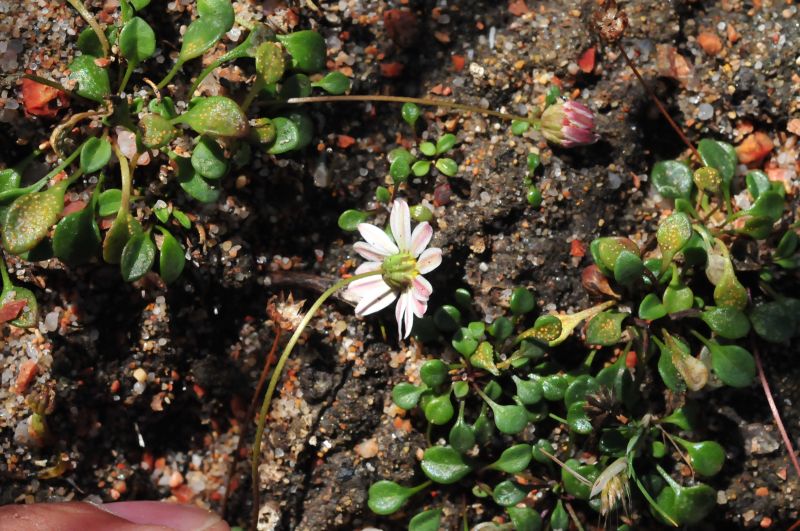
[
  {"left": 488, "top": 444, "right": 532, "bottom": 474},
  {"left": 367, "top": 480, "right": 420, "bottom": 515},
  {"left": 179, "top": 19, "right": 229, "bottom": 63},
  {"left": 567, "top": 400, "right": 593, "bottom": 434},
  {"left": 492, "top": 480, "right": 527, "bottom": 507},
  {"left": 510, "top": 287, "right": 535, "bottom": 315},
  {"left": 120, "top": 232, "right": 156, "bottom": 281},
  {"left": 420, "top": 359, "right": 448, "bottom": 388},
  {"left": 119, "top": 17, "right": 156, "bottom": 64},
  {"left": 710, "top": 343, "right": 755, "bottom": 388},
  {"left": 564, "top": 375, "right": 600, "bottom": 407},
  {"left": 408, "top": 509, "right": 442, "bottom": 531},
  {"left": 585, "top": 312, "right": 626, "bottom": 346},
  {"left": 507, "top": 507, "right": 542, "bottom": 531},
  {"left": 485, "top": 396, "right": 528, "bottom": 435},
  {"left": 590, "top": 237, "right": 639, "bottom": 276},
  {"left": 452, "top": 327, "right": 478, "bottom": 357},
  {"left": 191, "top": 136, "right": 228, "bottom": 179},
  {"left": 613, "top": 250, "right": 643, "bottom": 285},
  {"left": 435, "top": 134, "right": 457, "bottom": 155},
  {"left": 392, "top": 382, "right": 426, "bottom": 410},
  {"left": 511, "top": 120, "right": 530, "bottom": 135},
  {"left": 337, "top": 209, "right": 369, "bottom": 231},
  {"left": 53, "top": 204, "right": 101, "bottom": 266},
  {"left": 173, "top": 96, "right": 248, "bottom": 138},
  {"left": 276, "top": 30, "right": 327, "bottom": 73},
  {"left": 562, "top": 459, "right": 598, "bottom": 499},
  {"left": 98, "top": 189, "right": 122, "bottom": 217},
  {"left": 411, "top": 160, "right": 431, "bottom": 177},
  {"left": 103, "top": 212, "right": 141, "bottom": 264},
  {"left": 421, "top": 446, "right": 472, "bottom": 484},
  {"left": 745, "top": 190, "right": 783, "bottom": 222},
  {"left": 157, "top": 227, "right": 185, "bottom": 284},
  {"left": 675, "top": 438, "right": 725, "bottom": 477},
  {"left": 699, "top": 307, "right": 750, "bottom": 339},
  {"left": 434, "top": 158, "right": 457, "bottom": 177},
  {"left": 488, "top": 316, "right": 513, "bottom": 341},
  {"left": 176, "top": 157, "right": 221, "bottom": 203},
  {"left": 750, "top": 301, "right": 795, "bottom": 343},
  {"left": 254, "top": 41, "right": 285, "bottom": 84},
  {"left": 745, "top": 170, "right": 771, "bottom": 200},
  {"left": 550, "top": 500, "right": 569, "bottom": 531},
  {"left": 278, "top": 73, "right": 311, "bottom": 99},
  {"left": 139, "top": 114, "right": 176, "bottom": 149},
  {"left": 312, "top": 71, "right": 350, "bottom": 95},
  {"left": 651, "top": 160, "right": 693, "bottom": 199},
  {"left": 419, "top": 142, "right": 436, "bottom": 157},
  {"left": 541, "top": 374, "right": 569, "bottom": 401},
  {"left": 424, "top": 392, "right": 454, "bottom": 425},
  {"left": 512, "top": 375, "right": 543, "bottom": 405},
  {"left": 698, "top": 138, "right": 736, "bottom": 185},
  {"left": 68, "top": 55, "right": 110, "bottom": 102},
  {"left": 80, "top": 137, "right": 112, "bottom": 174},
  {"left": 401, "top": 102, "right": 420, "bottom": 127}
]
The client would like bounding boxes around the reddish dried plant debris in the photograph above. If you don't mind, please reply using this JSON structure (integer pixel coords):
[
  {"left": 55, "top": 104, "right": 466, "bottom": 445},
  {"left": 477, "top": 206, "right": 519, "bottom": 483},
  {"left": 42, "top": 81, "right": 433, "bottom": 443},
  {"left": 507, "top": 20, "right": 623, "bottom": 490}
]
[
  {"left": 578, "top": 47, "right": 596, "bottom": 74},
  {"left": 0, "top": 299, "right": 27, "bottom": 324},
  {"left": 451, "top": 54, "right": 466, "bottom": 72},
  {"left": 569, "top": 239, "right": 586, "bottom": 257},
  {"left": 15, "top": 359, "right": 38, "bottom": 394},
  {"left": 625, "top": 350, "right": 638, "bottom": 369},
  {"left": 379, "top": 62, "right": 404, "bottom": 78},
  {"left": 21, "top": 77, "right": 69, "bottom": 118},
  {"left": 736, "top": 132, "right": 773, "bottom": 164},
  {"left": 508, "top": 0, "right": 529, "bottom": 16},
  {"left": 384, "top": 9, "right": 419, "bottom": 49},
  {"left": 337, "top": 135, "right": 356, "bottom": 149}
]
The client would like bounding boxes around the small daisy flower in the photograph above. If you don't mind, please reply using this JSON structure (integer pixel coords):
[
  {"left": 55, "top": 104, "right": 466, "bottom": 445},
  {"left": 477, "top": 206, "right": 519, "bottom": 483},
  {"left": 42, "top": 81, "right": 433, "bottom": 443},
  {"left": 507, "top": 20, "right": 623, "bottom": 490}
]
[
  {"left": 346, "top": 199, "right": 442, "bottom": 338},
  {"left": 540, "top": 100, "right": 599, "bottom": 148}
]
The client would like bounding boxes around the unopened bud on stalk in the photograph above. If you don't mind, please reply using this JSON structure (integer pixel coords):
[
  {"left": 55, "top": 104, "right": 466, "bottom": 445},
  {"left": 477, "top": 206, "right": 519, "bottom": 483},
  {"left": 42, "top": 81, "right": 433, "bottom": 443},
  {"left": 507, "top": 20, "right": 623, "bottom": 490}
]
[{"left": 541, "top": 100, "right": 599, "bottom": 148}]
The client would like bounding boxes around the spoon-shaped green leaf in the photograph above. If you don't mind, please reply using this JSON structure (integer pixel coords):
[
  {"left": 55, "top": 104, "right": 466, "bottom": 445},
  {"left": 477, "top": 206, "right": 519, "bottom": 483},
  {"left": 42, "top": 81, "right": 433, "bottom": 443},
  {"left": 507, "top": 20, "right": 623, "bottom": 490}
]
[
  {"left": 590, "top": 237, "right": 640, "bottom": 276},
  {"left": 254, "top": 41, "right": 285, "bottom": 85},
  {"left": 419, "top": 359, "right": 448, "bottom": 388},
  {"left": 492, "top": 480, "right": 527, "bottom": 507},
  {"left": 120, "top": 231, "right": 156, "bottom": 282},
  {"left": 750, "top": 301, "right": 795, "bottom": 343},
  {"left": 191, "top": 136, "right": 228, "bottom": 180},
  {"left": 713, "top": 257, "right": 747, "bottom": 310},
  {"left": 311, "top": 71, "right": 351, "bottom": 95},
  {"left": 156, "top": 226, "right": 185, "bottom": 284},
  {"left": 276, "top": 30, "right": 327, "bottom": 73},
  {"left": 674, "top": 437, "right": 725, "bottom": 477},
  {"left": 139, "top": 114, "right": 176, "bottom": 149},
  {"left": 651, "top": 159, "right": 693, "bottom": 199},
  {"left": 487, "top": 444, "right": 532, "bottom": 474},
  {"left": 53, "top": 179, "right": 102, "bottom": 266},
  {"left": 80, "top": 137, "right": 112, "bottom": 174},
  {"left": 699, "top": 307, "right": 750, "bottom": 339},
  {"left": 103, "top": 212, "right": 141, "bottom": 264},
  {"left": 657, "top": 212, "right": 692, "bottom": 273},
  {"left": 655, "top": 465, "right": 716, "bottom": 526},
  {"left": 68, "top": 55, "right": 110, "bottom": 102},
  {"left": 392, "top": 382, "right": 426, "bottom": 410},
  {"left": 639, "top": 293, "right": 667, "bottom": 321},
  {"left": 512, "top": 375, "right": 543, "bottom": 405},
  {"left": 477, "top": 389, "right": 528, "bottom": 435},
  {"left": 424, "top": 391, "right": 454, "bottom": 425},
  {"left": 663, "top": 268, "right": 693, "bottom": 314},
  {"left": 566, "top": 400, "right": 593, "bottom": 435},
  {"left": 118, "top": 16, "right": 156, "bottom": 92},
  {"left": 507, "top": 507, "right": 542, "bottom": 531},
  {"left": 562, "top": 458, "right": 598, "bottom": 499},
  {"left": 448, "top": 401, "right": 475, "bottom": 453},
  {"left": 585, "top": 311, "right": 627, "bottom": 346},
  {"left": 367, "top": 480, "right": 430, "bottom": 515},
  {"left": 470, "top": 341, "right": 499, "bottom": 376},
  {"left": 173, "top": 154, "right": 221, "bottom": 203},
  {"left": 3, "top": 178, "right": 73, "bottom": 255},
  {"left": 452, "top": 326, "right": 479, "bottom": 357},
  {"left": 408, "top": 509, "right": 441, "bottom": 531},
  {"left": 172, "top": 97, "right": 248, "bottom": 138},
  {"left": 550, "top": 500, "right": 569, "bottom": 531},
  {"left": 421, "top": 446, "right": 472, "bottom": 484}
]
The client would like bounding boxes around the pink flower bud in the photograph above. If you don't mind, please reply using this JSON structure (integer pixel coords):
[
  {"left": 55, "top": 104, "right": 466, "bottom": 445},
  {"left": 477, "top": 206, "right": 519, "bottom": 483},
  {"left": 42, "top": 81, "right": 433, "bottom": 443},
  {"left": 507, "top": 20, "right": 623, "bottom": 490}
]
[{"left": 540, "top": 100, "right": 599, "bottom": 148}]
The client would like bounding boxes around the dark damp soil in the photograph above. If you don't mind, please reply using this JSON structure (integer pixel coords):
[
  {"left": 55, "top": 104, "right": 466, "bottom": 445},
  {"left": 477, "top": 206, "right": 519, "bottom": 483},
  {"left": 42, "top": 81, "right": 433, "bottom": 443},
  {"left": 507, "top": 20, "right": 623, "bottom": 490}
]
[{"left": 1, "top": 0, "right": 799, "bottom": 530}]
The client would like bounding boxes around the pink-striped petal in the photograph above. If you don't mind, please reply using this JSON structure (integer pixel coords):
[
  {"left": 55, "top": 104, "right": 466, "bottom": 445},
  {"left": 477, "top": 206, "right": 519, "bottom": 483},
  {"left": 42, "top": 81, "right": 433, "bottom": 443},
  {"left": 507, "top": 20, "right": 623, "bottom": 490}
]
[
  {"left": 395, "top": 292, "right": 409, "bottom": 338},
  {"left": 410, "top": 295, "right": 427, "bottom": 318},
  {"left": 353, "top": 241, "right": 390, "bottom": 262},
  {"left": 390, "top": 199, "right": 412, "bottom": 251},
  {"left": 403, "top": 293, "right": 415, "bottom": 338},
  {"left": 412, "top": 275, "right": 433, "bottom": 300},
  {"left": 347, "top": 277, "right": 389, "bottom": 299},
  {"left": 417, "top": 247, "right": 442, "bottom": 274},
  {"left": 409, "top": 222, "right": 433, "bottom": 257},
  {"left": 355, "top": 286, "right": 397, "bottom": 316},
  {"left": 357, "top": 223, "right": 399, "bottom": 256}
]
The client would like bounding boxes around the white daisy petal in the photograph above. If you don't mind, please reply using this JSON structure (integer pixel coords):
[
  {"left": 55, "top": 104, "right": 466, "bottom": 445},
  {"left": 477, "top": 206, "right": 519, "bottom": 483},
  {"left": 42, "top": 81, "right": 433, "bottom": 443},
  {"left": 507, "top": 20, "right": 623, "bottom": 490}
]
[
  {"left": 354, "top": 261, "right": 382, "bottom": 275},
  {"left": 417, "top": 247, "right": 442, "bottom": 274},
  {"left": 409, "top": 222, "right": 433, "bottom": 257},
  {"left": 411, "top": 296, "right": 427, "bottom": 318},
  {"left": 357, "top": 223, "right": 399, "bottom": 256},
  {"left": 403, "top": 295, "right": 415, "bottom": 338},
  {"left": 353, "top": 241, "right": 390, "bottom": 262},
  {"left": 412, "top": 276, "right": 433, "bottom": 300},
  {"left": 390, "top": 199, "right": 412, "bottom": 252},
  {"left": 347, "top": 276, "right": 389, "bottom": 298},
  {"left": 395, "top": 292, "right": 409, "bottom": 338},
  {"left": 355, "top": 286, "right": 397, "bottom": 316}
]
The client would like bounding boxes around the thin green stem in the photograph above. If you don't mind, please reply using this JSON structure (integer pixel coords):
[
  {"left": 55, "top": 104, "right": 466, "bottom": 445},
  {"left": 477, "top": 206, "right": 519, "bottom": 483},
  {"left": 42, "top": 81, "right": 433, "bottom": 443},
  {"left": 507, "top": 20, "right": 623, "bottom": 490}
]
[
  {"left": 65, "top": 0, "right": 109, "bottom": 58},
  {"left": 111, "top": 144, "right": 133, "bottom": 217},
  {"left": 241, "top": 77, "right": 265, "bottom": 112},
  {"left": 286, "top": 95, "right": 539, "bottom": 125},
  {"left": 250, "top": 270, "right": 382, "bottom": 526},
  {"left": 0, "top": 253, "right": 12, "bottom": 290},
  {"left": 0, "top": 143, "right": 86, "bottom": 203},
  {"left": 157, "top": 61, "right": 183, "bottom": 90},
  {"left": 119, "top": 62, "right": 136, "bottom": 95},
  {"left": 548, "top": 413, "right": 569, "bottom": 425}
]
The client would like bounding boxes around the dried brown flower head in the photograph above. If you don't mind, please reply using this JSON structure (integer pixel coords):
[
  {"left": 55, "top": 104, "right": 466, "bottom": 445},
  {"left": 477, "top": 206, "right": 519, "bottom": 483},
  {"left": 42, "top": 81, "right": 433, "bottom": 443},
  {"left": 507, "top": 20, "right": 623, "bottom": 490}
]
[
  {"left": 267, "top": 293, "right": 306, "bottom": 331},
  {"left": 593, "top": 0, "right": 629, "bottom": 43}
]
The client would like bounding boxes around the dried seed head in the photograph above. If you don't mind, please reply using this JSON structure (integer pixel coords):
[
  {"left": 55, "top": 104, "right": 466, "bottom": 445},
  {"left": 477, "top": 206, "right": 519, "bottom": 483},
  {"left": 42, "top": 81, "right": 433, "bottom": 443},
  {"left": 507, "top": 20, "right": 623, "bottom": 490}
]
[
  {"left": 593, "top": 0, "right": 629, "bottom": 43},
  {"left": 267, "top": 293, "right": 306, "bottom": 331}
]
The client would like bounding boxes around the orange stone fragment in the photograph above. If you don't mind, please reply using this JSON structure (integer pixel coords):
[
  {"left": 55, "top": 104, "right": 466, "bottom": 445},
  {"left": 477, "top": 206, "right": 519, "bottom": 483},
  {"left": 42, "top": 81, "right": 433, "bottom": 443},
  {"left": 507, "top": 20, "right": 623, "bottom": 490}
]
[
  {"left": 697, "top": 31, "right": 723, "bottom": 55},
  {"left": 736, "top": 132, "right": 773, "bottom": 164}
]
